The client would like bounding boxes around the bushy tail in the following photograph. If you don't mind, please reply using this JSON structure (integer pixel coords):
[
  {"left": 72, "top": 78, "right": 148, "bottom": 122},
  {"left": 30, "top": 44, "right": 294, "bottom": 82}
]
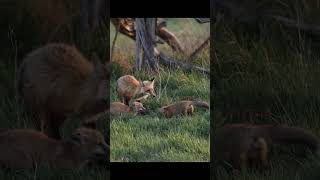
[
  {"left": 265, "top": 125, "right": 320, "bottom": 153},
  {"left": 192, "top": 101, "right": 209, "bottom": 109}
]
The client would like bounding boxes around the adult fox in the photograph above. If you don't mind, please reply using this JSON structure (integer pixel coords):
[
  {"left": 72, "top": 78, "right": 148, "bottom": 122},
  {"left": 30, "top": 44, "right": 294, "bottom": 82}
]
[
  {"left": 18, "top": 43, "right": 108, "bottom": 139},
  {"left": 116, "top": 75, "right": 156, "bottom": 106},
  {"left": 212, "top": 124, "right": 320, "bottom": 171},
  {"left": 0, "top": 128, "right": 108, "bottom": 170}
]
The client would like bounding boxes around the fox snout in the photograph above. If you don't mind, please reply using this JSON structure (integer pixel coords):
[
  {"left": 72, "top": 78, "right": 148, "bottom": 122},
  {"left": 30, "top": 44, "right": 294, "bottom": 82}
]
[
  {"left": 138, "top": 107, "right": 147, "bottom": 115},
  {"left": 149, "top": 90, "right": 156, "bottom": 97}
]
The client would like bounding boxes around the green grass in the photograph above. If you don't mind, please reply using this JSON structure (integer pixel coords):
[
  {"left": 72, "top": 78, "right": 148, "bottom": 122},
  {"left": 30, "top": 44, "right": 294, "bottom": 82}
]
[
  {"left": 110, "top": 69, "right": 210, "bottom": 162},
  {"left": 212, "top": 9, "right": 320, "bottom": 180},
  {"left": 110, "top": 18, "right": 210, "bottom": 162}
]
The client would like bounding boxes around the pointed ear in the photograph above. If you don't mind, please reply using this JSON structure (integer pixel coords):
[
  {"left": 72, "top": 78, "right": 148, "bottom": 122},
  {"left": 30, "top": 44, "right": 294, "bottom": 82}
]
[{"left": 150, "top": 77, "right": 155, "bottom": 82}]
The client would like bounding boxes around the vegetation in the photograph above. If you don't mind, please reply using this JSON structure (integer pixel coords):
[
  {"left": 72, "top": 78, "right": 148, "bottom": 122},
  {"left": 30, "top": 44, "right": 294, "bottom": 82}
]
[
  {"left": 110, "top": 18, "right": 210, "bottom": 162},
  {"left": 213, "top": 1, "right": 320, "bottom": 179},
  {"left": 0, "top": 1, "right": 109, "bottom": 179}
]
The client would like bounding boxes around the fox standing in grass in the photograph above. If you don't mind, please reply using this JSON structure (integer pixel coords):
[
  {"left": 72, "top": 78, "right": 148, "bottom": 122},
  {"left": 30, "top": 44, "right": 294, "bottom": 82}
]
[
  {"left": 0, "top": 128, "right": 108, "bottom": 170},
  {"left": 158, "top": 100, "right": 209, "bottom": 118},
  {"left": 212, "top": 124, "right": 320, "bottom": 171},
  {"left": 116, "top": 75, "right": 156, "bottom": 106},
  {"left": 18, "top": 43, "right": 108, "bottom": 139}
]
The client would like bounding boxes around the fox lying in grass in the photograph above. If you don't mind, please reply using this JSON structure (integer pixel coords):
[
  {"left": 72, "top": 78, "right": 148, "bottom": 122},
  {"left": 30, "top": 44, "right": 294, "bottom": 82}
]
[
  {"left": 0, "top": 128, "right": 108, "bottom": 170},
  {"left": 110, "top": 101, "right": 147, "bottom": 116},
  {"left": 212, "top": 124, "right": 320, "bottom": 171},
  {"left": 18, "top": 43, "right": 108, "bottom": 139},
  {"left": 82, "top": 100, "right": 147, "bottom": 129},
  {"left": 116, "top": 75, "right": 156, "bottom": 106},
  {"left": 158, "top": 100, "right": 209, "bottom": 118}
]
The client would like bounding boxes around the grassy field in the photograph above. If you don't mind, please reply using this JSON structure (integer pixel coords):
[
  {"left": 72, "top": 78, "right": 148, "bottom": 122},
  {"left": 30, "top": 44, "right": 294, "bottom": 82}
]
[
  {"left": 110, "top": 18, "right": 210, "bottom": 162},
  {"left": 212, "top": 9, "right": 320, "bottom": 180}
]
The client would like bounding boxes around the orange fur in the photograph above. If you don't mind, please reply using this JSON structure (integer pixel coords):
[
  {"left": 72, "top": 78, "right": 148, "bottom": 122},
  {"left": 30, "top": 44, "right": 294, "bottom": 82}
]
[
  {"left": 158, "top": 100, "right": 209, "bottom": 118},
  {"left": 116, "top": 75, "right": 156, "bottom": 105}
]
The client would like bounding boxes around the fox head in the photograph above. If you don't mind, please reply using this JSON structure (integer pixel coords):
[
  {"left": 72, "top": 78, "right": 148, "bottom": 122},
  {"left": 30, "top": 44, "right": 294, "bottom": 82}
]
[
  {"left": 70, "top": 128, "right": 109, "bottom": 162},
  {"left": 140, "top": 77, "right": 156, "bottom": 97},
  {"left": 131, "top": 100, "right": 147, "bottom": 115}
]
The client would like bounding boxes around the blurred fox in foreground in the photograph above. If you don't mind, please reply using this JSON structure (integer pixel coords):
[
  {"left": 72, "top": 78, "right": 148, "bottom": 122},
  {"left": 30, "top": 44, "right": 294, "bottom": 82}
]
[
  {"left": 18, "top": 43, "right": 108, "bottom": 139},
  {"left": 0, "top": 128, "right": 108, "bottom": 170},
  {"left": 212, "top": 124, "right": 320, "bottom": 171}
]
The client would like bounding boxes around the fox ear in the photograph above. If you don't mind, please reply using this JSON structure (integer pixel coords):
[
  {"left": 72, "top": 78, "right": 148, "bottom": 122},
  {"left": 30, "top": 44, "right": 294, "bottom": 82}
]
[{"left": 150, "top": 77, "right": 155, "bottom": 82}]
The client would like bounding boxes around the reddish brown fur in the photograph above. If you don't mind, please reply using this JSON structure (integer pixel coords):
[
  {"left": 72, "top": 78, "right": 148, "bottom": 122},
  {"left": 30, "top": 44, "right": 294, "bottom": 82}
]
[
  {"left": 18, "top": 43, "right": 108, "bottom": 139},
  {"left": 0, "top": 128, "right": 108, "bottom": 170},
  {"left": 158, "top": 100, "right": 209, "bottom": 118},
  {"left": 82, "top": 101, "right": 146, "bottom": 129},
  {"left": 110, "top": 101, "right": 146, "bottom": 116},
  {"left": 116, "top": 75, "right": 156, "bottom": 105}
]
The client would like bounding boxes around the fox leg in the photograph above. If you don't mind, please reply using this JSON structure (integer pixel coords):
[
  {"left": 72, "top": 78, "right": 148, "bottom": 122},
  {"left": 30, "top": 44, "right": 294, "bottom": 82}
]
[
  {"left": 43, "top": 112, "right": 64, "bottom": 139},
  {"left": 186, "top": 105, "right": 194, "bottom": 116},
  {"left": 124, "top": 96, "right": 131, "bottom": 106}
]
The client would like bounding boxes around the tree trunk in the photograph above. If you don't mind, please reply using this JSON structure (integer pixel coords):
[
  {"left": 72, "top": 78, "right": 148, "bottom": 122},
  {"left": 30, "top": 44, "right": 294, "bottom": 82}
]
[
  {"left": 77, "top": 0, "right": 109, "bottom": 54},
  {"left": 135, "top": 18, "right": 159, "bottom": 73}
]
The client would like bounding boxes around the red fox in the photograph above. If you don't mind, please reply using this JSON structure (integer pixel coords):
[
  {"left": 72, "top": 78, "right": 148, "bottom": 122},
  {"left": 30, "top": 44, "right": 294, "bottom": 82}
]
[
  {"left": 212, "top": 124, "right": 320, "bottom": 171},
  {"left": 158, "top": 100, "right": 209, "bottom": 118},
  {"left": 18, "top": 43, "right": 108, "bottom": 139},
  {"left": 0, "top": 128, "right": 108, "bottom": 170},
  {"left": 116, "top": 75, "right": 156, "bottom": 106},
  {"left": 110, "top": 101, "right": 147, "bottom": 116},
  {"left": 82, "top": 100, "right": 147, "bottom": 129}
]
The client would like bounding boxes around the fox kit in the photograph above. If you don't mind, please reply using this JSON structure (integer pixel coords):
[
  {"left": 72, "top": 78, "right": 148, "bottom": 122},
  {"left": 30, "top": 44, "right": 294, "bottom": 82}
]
[
  {"left": 110, "top": 101, "right": 147, "bottom": 116},
  {"left": 116, "top": 75, "right": 156, "bottom": 106},
  {"left": 158, "top": 100, "right": 209, "bottom": 118},
  {"left": 18, "top": 43, "right": 108, "bottom": 139},
  {"left": 212, "top": 124, "right": 320, "bottom": 171},
  {"left": 0, "top": 128, "right": 108, "bottom": 170},
  {"left": 82, "top": 100, "right": 146, "bottom": 129}
]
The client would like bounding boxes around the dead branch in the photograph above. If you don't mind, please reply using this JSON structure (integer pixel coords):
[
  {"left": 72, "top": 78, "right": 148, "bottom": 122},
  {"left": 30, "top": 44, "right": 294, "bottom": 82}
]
[
  {"left": 110, "top": 18, "right": 184, "bottom": 53},
  {"left": 156, "top": 27, "right": 184, "bottom": 53},
  {"left": 158, "top": 52, "right": 210, "bottom": 76},
  {"left": 195, "top": 18, "right": 210, "bottom": 23},
  {"left": 188, "top": 36, "right": 210, "bottom": 61}
]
